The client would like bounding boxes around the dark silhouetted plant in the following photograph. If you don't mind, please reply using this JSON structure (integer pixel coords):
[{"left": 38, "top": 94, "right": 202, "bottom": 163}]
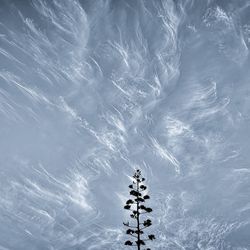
[{"left": 123, "top": 169, "right": 155, "bottom": 250}]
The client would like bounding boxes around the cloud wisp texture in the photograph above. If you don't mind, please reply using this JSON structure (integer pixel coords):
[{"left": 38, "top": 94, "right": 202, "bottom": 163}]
[{"left": 0, "top": 0, "right": 250, "bottom": 249}]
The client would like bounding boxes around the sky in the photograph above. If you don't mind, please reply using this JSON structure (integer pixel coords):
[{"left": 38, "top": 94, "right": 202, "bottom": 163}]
[{"left": 0, "top": 0, "right": 250, "bottom": 249}]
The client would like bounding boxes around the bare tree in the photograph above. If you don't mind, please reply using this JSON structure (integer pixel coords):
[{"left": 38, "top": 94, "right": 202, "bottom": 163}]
[{"left": 123, "top": 169, "right": 155, "bottom": 250}]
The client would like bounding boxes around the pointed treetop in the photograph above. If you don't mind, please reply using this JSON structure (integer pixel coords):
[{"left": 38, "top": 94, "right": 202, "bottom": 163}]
[{"left": 123, "top": 169, "right": 155, "bottom": 249}]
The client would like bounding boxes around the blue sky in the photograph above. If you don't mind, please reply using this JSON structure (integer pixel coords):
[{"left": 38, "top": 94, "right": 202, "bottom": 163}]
[{"left": 0, "top": 0, "right": 250, "bottom": 249}]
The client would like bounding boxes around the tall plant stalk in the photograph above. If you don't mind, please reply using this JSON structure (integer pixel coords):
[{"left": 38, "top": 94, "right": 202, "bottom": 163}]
[{"left": 123, "top": 169, "right": 155, "bottom": 250}]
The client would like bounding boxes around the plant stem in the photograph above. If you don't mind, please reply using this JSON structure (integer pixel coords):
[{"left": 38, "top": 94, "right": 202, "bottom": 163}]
[{"left": 136, "top": 178, "right": 140, "bottom": 250}]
